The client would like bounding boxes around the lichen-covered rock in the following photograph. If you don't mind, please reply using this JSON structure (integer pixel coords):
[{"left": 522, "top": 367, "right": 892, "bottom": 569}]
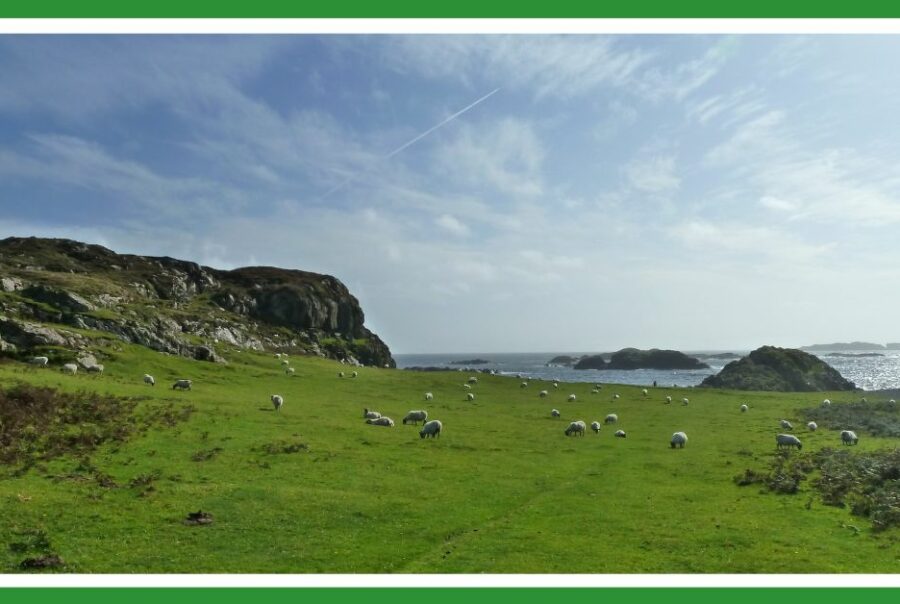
[{"left": 701, "top": 345, "right": 856, "bottom": 392}]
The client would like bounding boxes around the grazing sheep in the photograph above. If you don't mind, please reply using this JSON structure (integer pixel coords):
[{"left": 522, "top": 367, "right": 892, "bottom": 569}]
[
  {"left": 463, "top": 383, "right": 472, "bottom": 390},
  {"left": 590, "top": 421, "right": 601, "bottom": 433},
  {"left": 665, "top": 396, "right": 672, "bottom": 404},
  {"left": 564, "top": 420, "right": 586, "bottom": 437},
  {"left": 551, "top": 409, "right": 560, "bottom": 418},
  {"left": 521, "top": 382, "right": 529, "bottom": 388},
  {"left": 740, "top": 404, "right": 748, "bottom": 413},
  {"left": 274, "top": 353, "right": 282, "bottom": 359},
  {"left": 467, "top": 376, "right": 478, "bottom": 384},
  {"left": 29, "top": 356, "right": 49, "bottom": 367},
  {"left": 351, "top": 371, "right": 358, "bottom": 378},
  {"left": 424, "top": 392, "right": 434, "bottom": 401},
  {"left": 670, "top": 431, "right": 688, "bottom": 448},
  {"left": 568, "top": 394, "right": 576, "bottom": 402},
  {"left": 367, "top": 416, "right": 394, "bottom": 427},
  {"left": 614, "top": 430, "right": 626, "bottom": 438},
  {"left": 889, "top": 399, "right": 897, "bottom": 407},
  {"left": 604, "top": 413, "right": 618, "bottom": 424},
  {"left": 271, "top": 394, "right": 284, "bottom": 412},
  {"left": 642, "top": 388, "right": 648, "bottom": 397},
  {"left": 285, "top": 367, "right": 295, "bottom": 375},
  {"left": 553, "top": 382, "right": 559, "bottom": 389},
  {"left": 338, "top": 371, "right": 345, "bottom": 378},
  {"left": 86, "top": 364, "right": 104, "bottom": 374},
  {"left": 594, "top": 384, "right": 602, "bottom": 390},
  {"left": 363, "top": 408, "right": 381, "bottom": 420},
  {"left": 780, "top": 419, "right": 793, "bottom": 431},
  {"left": 61, "top": 363, "right": 78, "bottom": 375},
  {"left": 822, "top": 398, "right": 831, "bottom": 407},
  {"left": 281, "top": 359, "right": 289, "bottom": 366},
  {"left": 172, "top": 379, "right": 192, "bottom": 390},
  {"left": 466, "top": 393, "right": 475, "bottom": 401},
  {"left": 807, "top": 421, "right": 818, "bottom": 431},
  {"left": 776, "top": 433, "right": 802, "bottom": 450},
  {"left": 419, "top": 419, "right": 442, "bottom": 438},
  {"left": 591, "top": 388, "right": 599, "bottom": 394},
  {"left": 841, "top": 430, "right": 859, "bottom": 445},
  {"left": 403, "top": 410, "right": 428, "bottom": 425},
  {"left": 539, "top": 390, "right": 548, "bottom": 398},
  {"left": 143, "top": 374, "right": 155, "bottom": 386},
  {"left": 682, "top": 397, "right": 689, "bottom": 406},
  {"left": 613, "top": 393, "right": 620, "bottom": 400}
]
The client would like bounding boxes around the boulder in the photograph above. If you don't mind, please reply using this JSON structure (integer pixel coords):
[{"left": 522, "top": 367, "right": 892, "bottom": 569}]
[{"left": 700, "top": 345, "right": 856, "bottom": 392}]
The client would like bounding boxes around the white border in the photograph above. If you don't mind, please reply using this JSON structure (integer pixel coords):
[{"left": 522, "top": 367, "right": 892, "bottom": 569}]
[
  {"left": 1, "top": 18, "right": 900, "bottom": 34},
  {"left": 1, "top": 574, "right": 899, "bottom": 587},
  {"left": 0, "top": 16, "right": 898, "bottom": 588}
]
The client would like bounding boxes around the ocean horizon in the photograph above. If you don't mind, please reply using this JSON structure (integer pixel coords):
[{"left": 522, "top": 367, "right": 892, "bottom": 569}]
[{"left": 394, "top": 349, "right": 900, "bottom": 392}]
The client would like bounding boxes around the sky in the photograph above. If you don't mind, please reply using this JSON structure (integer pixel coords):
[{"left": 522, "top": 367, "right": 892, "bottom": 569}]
[{"left": 1, "top": 33, "right": 900, "bottom": 353}]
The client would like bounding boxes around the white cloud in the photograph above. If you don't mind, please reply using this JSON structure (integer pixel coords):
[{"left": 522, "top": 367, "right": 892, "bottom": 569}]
[
  {"left": 435, "top": 214, "right": 471, "bottom": 237},
  {"left": 634, "top": 37, "right": 739, "bottom": 103},
  {"left": 624, "top": 155, "right": 680, "bottom": 194},
  {"left": 759, "top": 195, "right": 796, "bottom": 212},
  {"left": 671, "top": 219, "right": 832, "bottom": 263}
]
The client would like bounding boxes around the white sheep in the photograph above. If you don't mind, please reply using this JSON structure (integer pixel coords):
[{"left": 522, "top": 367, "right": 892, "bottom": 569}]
[
  {"left": 285, "top": 367, "right": 295, "bottom": 375},
  {"left": 670, "top": 431, "right": 688, "bottom": 448},
  {"left": 424, "top": 392, "right": 433, "bottom": 401},
  {"left": 822, "top": 398, "right": 831, "bottom": 407},
  {"left": 29, "top": 356, "right": 49, "bottom": 367},
  {"left": 551, "top": 409, "right": 560, "bottom": 418},
  {"left": 419, "top": 419, "right": 442, "bottom": 438},
  {"left": 271, "top": 394, "right": 284, "bottom": 412},
  {"left": 613, "top": 393, "right": 620, "bottom": 400},
  {"left": 614, "top": 430, "right": 626, "bottom": 438},
  {"left": 466, "top": 393, "right": 475, "bottom": 401},
  {"left": 665, "top": 396, "right": 672, "bottom": 404},
  {"left": 807, "top": 421, "right": 818, "bottom": 431},
  {"left": 568, "top": 394, "right": 576, "bottom": 402},
  {"left": 467, "top": 376, "right": 478, "bottom": 384},
  {"left": 591, "top": 388, "right": 599, "bottom": 394},
  {"left": 274, "top": 353, "right": 282, "bottom": 359},
  {"left": 463, "top": 384, "right": 471, "bottom": 390},
  {"left": 351, "top": 371, "right": 358, "bottom": 378},
  {"left": 367, "top": 416, "right": 394, "bottom": 427},
  {"left": 682, "top": 397, "right": 689, "bottom": 406},
  {"left": 172, "top": 379, "right": 192, "bottom": 390},
  {"left": 520, "top": 381, "right": 529, "bottom": 388},
  {"left": 363, "top": 408, "right": 381, "bottom": 420},
  {"left": 338, "top": 371, "right": 345, "bottom": 378},
  {"left": 594, "top": 384, "right": 602, "bottom": 390},
  {"left": 780, "top": 419, "right": 793, "bottom": 431},
  {"left": 281, "top": 359, "right": 289, "bottom": 366},
  {"left": 841, "top": 430, "right": 859, "bottom": 445},
  {"left": 564, "top": 420, "right": 586, "bottom": 437},
  {"left": 590, "top": 421, "right": 601, "bottom": 433},
  {"left": 604, "top": 413, "right": 618, "bottom": 424},
  {"left": 86, "top": 364, "right": 104, "bottom": 374},
  {"left": 776, "top": 433, "right": 802, "bottom": 450},
  {"left": 642, "top": 388, "right": 649, "bottom": 397},
  {"left": 143, "top": 374, "right": 155, "bottom": 386},
  {"left": 740, "top": 404, "right": 748, "bottom": 413},
  {"left": 539, "top": 390, "right": 548, "bottom": 398},
  {"left": 553, "top": 382, "right": 559, "bottom": 389},
  {"left": 61, "top": 363, "right": 78, "bottom": 375},
  {"left": 889, "top": 399, "right": 897, "bottom": 407},
  {"left": 403, "top": 410, "right": 428, "bottom": 425}
]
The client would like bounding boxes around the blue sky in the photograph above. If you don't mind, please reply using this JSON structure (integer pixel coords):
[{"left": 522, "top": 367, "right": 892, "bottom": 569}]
[{"left": 2, "top": 34, "right": 900, "bottom": 353}]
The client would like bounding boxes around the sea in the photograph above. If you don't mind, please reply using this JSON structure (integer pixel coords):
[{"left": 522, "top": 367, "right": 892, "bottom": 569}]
[{"left": 394, "top": 350, "right": 900, "bottom": 392}]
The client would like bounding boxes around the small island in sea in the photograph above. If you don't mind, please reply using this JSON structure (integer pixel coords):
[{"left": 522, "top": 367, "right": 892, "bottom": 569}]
[{"left": 448, "top": 358, "right": 491, "bottom": 365}]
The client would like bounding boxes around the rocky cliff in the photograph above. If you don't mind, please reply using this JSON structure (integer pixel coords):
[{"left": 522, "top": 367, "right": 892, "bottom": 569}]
[
  {"left": 700, "top": 346, "right": 854, "bottom": 392},
  {"left": 0, "top": 237, "right": 394, "bottom": 367}
]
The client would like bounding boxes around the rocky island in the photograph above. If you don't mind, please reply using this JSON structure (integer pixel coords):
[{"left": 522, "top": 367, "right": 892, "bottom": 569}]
[
  {"left": 573, "top": 348, "right": 710, "bottom": 371},
  {"left": 700, "top": 345, "right": 855, "bottom": 391}
]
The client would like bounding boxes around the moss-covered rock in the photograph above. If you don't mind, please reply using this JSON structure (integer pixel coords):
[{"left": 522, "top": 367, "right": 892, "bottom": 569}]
[{"left": 700, "top": 345, "right": 855, "bottom": 391}]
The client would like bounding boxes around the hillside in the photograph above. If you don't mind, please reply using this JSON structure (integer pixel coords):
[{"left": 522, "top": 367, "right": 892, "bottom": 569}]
[
  {"left": 0, "top": 343, "right": 898, "bottom": 573},
  {"left": 0, "top": 237, "right": 393, "bottom": 368}
]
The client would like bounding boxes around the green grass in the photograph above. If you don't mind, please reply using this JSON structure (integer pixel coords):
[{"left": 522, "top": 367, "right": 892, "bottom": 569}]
[{"left": 1, "top": 342, "right": 898, "bottom": 573}]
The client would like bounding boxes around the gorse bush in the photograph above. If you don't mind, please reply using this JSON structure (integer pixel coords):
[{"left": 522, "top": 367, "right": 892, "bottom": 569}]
[{"left": 803, "top": 400, "right": 900, "bottom": 437}]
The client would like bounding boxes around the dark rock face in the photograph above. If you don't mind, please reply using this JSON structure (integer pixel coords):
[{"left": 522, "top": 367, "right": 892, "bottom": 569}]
[
  {"left": 547, "top": 355, "right": 584, "bottom": 366},
  {"left": 0, "top": 236, "right": 395, "bottom": 367},
  {"left": 574, "top": 348, "right": 708, "bottom": 370},
  {"left": 700, "top": 346, "right": 856, "bottom": 392}
]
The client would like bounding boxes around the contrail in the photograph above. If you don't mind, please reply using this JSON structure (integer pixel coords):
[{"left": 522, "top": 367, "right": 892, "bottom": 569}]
[{"left": 318, "top": 87, "right": 501, "bottom": 200}]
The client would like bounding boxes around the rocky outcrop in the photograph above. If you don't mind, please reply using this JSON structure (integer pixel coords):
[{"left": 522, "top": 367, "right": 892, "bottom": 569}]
[
  {"left": 700, "top": 346, "right": 856, "bottom": 392},
  {"left": 574, "top": 348, "right": 709, "bottom": 371},
  {"left": 0, "top": 236, "right": 395, "bottom": 367},
  {"left": 547, "top": 355, "right": 585, "bottom": 366}
]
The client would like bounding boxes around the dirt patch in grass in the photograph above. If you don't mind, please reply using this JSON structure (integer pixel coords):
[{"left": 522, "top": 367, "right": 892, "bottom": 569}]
[
  {"left": 191, "top": 447, "right": 224, "bottom": 462},
  {"left": 253, "top": 439, "right": 309, "bottom": 455},
  {"left": 0, "top": 384, "right": 194, "bottom": 474},
  {"left": 7, "top": 528, "right": 66, "bottom": 572}
]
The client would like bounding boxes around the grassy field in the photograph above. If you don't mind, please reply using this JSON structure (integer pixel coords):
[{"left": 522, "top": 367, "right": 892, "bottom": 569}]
[{"left": 1, "top": 342, "right": 899, "bottom": 573}]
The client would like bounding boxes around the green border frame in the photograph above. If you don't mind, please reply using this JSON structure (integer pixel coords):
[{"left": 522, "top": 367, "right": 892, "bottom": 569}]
[
  {"left": 1, "top": 1, "right": 900, "bottom": 18},
  {"left": 2, "top": 2, "right": 900, "bottom": 601}
]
